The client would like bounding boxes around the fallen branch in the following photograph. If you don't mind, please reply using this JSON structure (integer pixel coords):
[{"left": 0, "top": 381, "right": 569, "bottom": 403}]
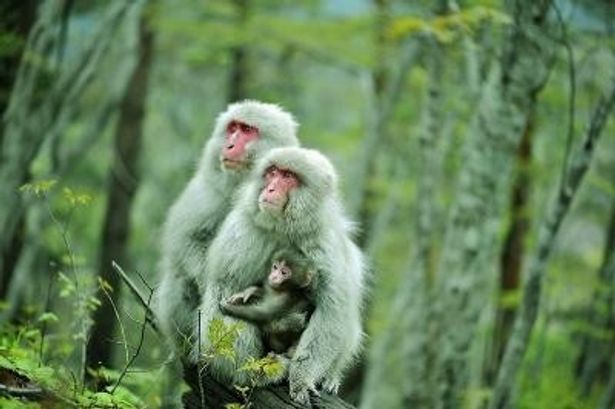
[{"left": 0, "top": 383, "right": 46, "bottom": 400}]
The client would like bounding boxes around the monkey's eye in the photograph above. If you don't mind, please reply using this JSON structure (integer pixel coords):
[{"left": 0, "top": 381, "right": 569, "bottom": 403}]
[
  {"left": 227, "top": 121, "right": 238, "bottom": 132},
  {"left": 272, "top": 263, "right": 278, "bottom": 270},
  {"left": 281, "top": 170, "right": 294, "bottom": 179},
  {"left": 240, "top": 123, "right": 251, "bottom": 133}
]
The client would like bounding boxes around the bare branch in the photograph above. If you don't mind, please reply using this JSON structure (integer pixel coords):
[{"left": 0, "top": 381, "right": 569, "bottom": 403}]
[{"left": 111, "top": 261, "right": 159, "bottom": 333}]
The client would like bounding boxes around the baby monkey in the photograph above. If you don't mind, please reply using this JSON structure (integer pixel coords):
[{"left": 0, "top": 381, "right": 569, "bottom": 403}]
[{"left": 219, "top": 249, "right": 315, "bottom": 357}]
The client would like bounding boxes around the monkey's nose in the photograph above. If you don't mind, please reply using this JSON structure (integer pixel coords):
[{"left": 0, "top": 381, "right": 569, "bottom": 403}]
[
  {"left": 226, "top": 144, "right": 235, "bottom": 150},
  {"left": 268, "top": 187, "right": 275, "bottom": 193}
]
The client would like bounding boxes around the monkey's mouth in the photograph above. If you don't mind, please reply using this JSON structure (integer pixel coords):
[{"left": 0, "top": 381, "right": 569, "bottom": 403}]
[
  {"left": 221, "top": 158, "right": 247, "bottom": 170},
  {"left": 259, "top": 198, "right": 285, "bottom": 213}
]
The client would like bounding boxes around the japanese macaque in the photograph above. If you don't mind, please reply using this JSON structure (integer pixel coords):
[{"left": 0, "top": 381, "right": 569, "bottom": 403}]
[
  {"left": 219, "top": 249, "right": 316, "bottom": 357},
  {"left": 154, "top": 101, "right": 299, "bottom": 353},
  {"left": 198, "top": 147, "right": 365, "bottom": 404}
]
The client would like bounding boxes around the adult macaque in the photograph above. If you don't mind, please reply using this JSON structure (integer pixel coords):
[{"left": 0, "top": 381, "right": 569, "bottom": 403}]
[
  {"left": 198, "top": 147, "right": 365, "bottom": 404},
  {"left": 155, "top": 101, "right": 299, "bottom": 353},
  {"left": 220, "top": 249, "right": 315, "bottom": 357}
]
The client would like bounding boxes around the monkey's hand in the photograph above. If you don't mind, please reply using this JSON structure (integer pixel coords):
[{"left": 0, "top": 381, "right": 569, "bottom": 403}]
[
  {"left": 321, "top": 376, "right": 341, "bottom": 394},
  {"left": 289, "top": 373, "right": 319, "bottom": 405},
  {"left": 226, "top": 286, "right": 260, "bottom": 305}
]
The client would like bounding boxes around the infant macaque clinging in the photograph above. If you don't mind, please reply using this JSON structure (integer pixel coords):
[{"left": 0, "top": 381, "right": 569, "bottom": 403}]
[{"left": 219, "top": 248, "right": 315, "bottom": 358}]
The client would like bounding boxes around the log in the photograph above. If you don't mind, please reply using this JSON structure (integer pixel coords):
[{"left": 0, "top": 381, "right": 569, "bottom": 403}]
[{"left": 182, "top": 365, "right": 355, "bottom": 409}]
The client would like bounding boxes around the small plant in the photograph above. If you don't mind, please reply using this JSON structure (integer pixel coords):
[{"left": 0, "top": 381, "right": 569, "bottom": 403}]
[{"left": 197, "top": 317, "right": 285, "bottom": 409}]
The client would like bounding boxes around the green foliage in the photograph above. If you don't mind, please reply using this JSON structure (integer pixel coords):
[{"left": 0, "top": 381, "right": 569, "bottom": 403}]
[
  {"left": 518, "top": 332, "right": 601, "bottom": 409},
  {"left": 390, "top": 7, "right": 510, "bottom": 43},
  {"left": 0, "top": 30, "right": 25, "bottom": 57},
  {"left": 0, "top": 325, "right": 144, "bottom": 408},
  {"left": 239, "top": 355, "right": 284, "bottom": 379},
  {"left": 19, "top": 180, "right": 58, "bottom": 197},
  {"left": 203, "top": 318, "right": 245, "bottom": 362}
]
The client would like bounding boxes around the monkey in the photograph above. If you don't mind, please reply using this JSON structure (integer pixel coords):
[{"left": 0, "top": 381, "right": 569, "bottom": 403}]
[
  {"left": 197, "top": 147, "right": 365, "bottom": 404},
  {"left": 155, "top": 100, "right": 299, "bottom": 352},
  {"left": 219, "top": 248, "right": 316, "bottom": 358},
  {"left": 153, "top": 101, "right": 299, "bottom": 407}
]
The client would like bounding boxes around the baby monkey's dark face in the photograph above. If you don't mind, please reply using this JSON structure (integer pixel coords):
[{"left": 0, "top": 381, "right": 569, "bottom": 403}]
[{"left": 268, "top": 259, "right": 293, "bottom": 289}]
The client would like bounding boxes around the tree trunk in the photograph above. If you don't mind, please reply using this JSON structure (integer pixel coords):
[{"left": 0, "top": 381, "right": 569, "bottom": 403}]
[
  {"left": 575, "top": 193, "right": 615, "bottom": 395},
  {"left": 0, "top": 0, "right": 59, "bottom": 297},
  {"left": 601, "top": 356, "right": 615, "bottom": 409},
  {"left": 484, "top": 113, "right": 534, "bottom": 385},
  {"left": 431, "top": 1, "right": 553, "bottom": 407},
  {"left": 351, "top": 0, "right": 391, "bottom": 248},
  {"left": 86, "top": 5, "right": 154, "bottom": 372},
  {"left": 227, "top": 0, "right": 249, "bottom": 103},
  {"left": 0, "top": 0, "right": 130, "bottom": 298},
  {"left": 490, "top": 75, "right": 615, "bottom": 409},
  {"left": 360, "top": 4, "right": 448, "bottom": 408},
  {"left": 0, "top": 2, "right": 37, "bottom": 290}
]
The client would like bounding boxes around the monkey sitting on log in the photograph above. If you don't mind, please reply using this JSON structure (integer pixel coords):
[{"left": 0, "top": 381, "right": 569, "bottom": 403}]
[{"left": 198, "top": 147, "right": 366, "bottom": 403}]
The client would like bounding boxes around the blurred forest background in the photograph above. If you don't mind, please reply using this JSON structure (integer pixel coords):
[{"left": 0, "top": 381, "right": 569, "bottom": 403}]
[{"left": 0, "top": 0, "right": 614, "bottom": 408}]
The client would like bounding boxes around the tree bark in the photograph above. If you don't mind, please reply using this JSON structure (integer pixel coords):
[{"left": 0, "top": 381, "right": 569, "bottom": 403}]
[
  {"left": 360, "top": 4, "right": 449, "bottom": 408},
  {"left": 227, "top": 0, "right": 249, "bottom": 103},
  {"left": 0, "top": 2, "right": 37, "bottom": 288},
  {"left": 432, "top": 1, "right": 553, "bottom": 407},
  {"left": 0, "top": 0, "right": 130, "bottom": 298},
  {"left": 574, "top": 184, "right": 615, "bottom": 395},
  {"left": 86, "top": 4, "right": 154, "bottom": 372},
  {"left": 490, "top": 75, "right": 615, "bottom": 409},
  {"left": 351, "top": 0, "right": 391, "bottom": 248},
  {"left": 484, "top": 113, "right": 534, "bottom": 385},
  {"left": 601, "top": 356, "right": 615, "bottom": 409},
  {"left": 182, "top": 366, "right": 355, "bottom": 409}
]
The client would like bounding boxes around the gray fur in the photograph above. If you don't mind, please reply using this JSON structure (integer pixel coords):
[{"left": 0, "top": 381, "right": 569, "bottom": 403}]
[
  {"left": 197, "top": 147, "right": 365, "bottom": 401},
  {"left": 154, "top": 100, "right": 299, "bottom": 353}
]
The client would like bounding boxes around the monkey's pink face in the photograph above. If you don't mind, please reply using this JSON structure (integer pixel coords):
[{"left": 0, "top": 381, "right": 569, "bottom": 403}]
[
  {"left": 258, "top": 166, "right": 300, "bottom": 213},
  {"left": 268, "top": 260, "right": 292, "bottom": 289},
  {"left": 221, "top": 120, "right": 259, "bottom": 170}
]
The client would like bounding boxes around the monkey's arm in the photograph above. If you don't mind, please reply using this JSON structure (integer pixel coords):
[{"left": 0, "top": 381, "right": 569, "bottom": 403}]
[
  {"left": 289, "top": 260, "right": 363, "bottom": 402},
  {"left": 220, "top": 293, "right": 289, "bottom": 324}
]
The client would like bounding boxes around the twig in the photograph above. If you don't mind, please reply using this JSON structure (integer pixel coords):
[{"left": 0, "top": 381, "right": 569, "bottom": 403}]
[
  {"left": 99, "top": 277, "right": 130, "bottom": 364},
  {"left": 111, "top": 261, "right": 159, "bottom": 333},
  {"left": 197, "top": 309, "right": 206, "bottom": 409},
  {"left": 110, "top": 281, "right": 154, "bottom": 394}
]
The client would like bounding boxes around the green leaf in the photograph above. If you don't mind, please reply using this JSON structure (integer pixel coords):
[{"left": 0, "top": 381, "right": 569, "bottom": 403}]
[
  {"left": 19, "top": 179, "right": 57, "bottom": 196},
  {"left": 37, "top": 312, "right": 59, "bottom": 324}
]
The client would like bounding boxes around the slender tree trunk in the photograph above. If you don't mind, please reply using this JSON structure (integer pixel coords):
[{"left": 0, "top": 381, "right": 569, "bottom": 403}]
[
  {"left": 227, "top": 0, "right": 249, "bottom": 103},
  {"left": 0, "top": 0, "right": 130, "bottom": 298},
  {"left": 360, "top": 5, "right": 448, "bottom": 408},
  {"left": 601, "top": 355, "right": 615, "bottom": 409},
  {"left": 0, "top": 0, "right": 59, "bottom": 296},
  {"left": 575, "top": 191, "right": 615, "bottom": 395},
  {"left": 484, "top": 113, "right": 534, "bottom": 385},
  {"left": 0, "top": 0, "right": 37, "bottom": 145},
  {"left": 490, "top": 76, "right": 615, "bottom": 409},
  {"left": 432, "top": 1, "right": 553, "bottom": 407},
  {"left": 352, "top": 0, "right": 390, "bottom": 248},
  {"left": 86, "top": 5, "right": 154, "bottom": 372}
]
